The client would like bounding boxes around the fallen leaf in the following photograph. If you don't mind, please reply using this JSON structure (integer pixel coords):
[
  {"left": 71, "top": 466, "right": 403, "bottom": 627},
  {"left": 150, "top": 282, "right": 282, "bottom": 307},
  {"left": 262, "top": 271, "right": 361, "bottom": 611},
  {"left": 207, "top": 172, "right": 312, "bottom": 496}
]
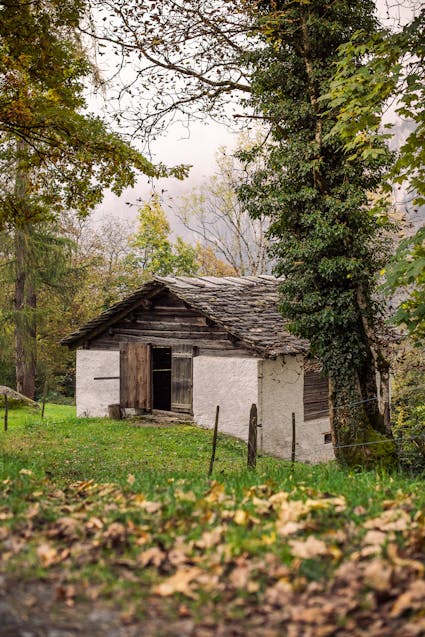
[
  {"left": 103, "top": 522, "right": 127, "bottom": 546},
  {"left": 0, "top": 526, "right": 9, "bottom": 541},
  {"left": 138, "top": 547, "right": 166, "bottom": 568},
  {"left": 19, "top": 469, "right": 33, "bottom": 477},
  {"left": 354, "top": 505, "right": 367, "bottom": 516},
  {"left": 390, "top": 580, "right": 425, "bottom": 617},
  {"left": 37, "top": 543, "right": 59, "bottom": 567},
  {"left": 363, "top": 559, "right": 393, "bottom": 592},
  {"left": 278, "top": 500, "right": 308, "bottom": 524},
  {"left": 229, "top": 565, "right": 251, "bottom": 589},
  {"left": 195, "top": 525, "right": 224, "bottom": 549},
  {"left": 364, "top": 509, "right": 413, "bottom": 532},
  {"left": 55, "top": 584, "right": 76, "bottom": 607},
  {"left": 152, "top": 567, "right": 202, "bottom": 598},
  {"left": 86, "top": 516, "right": 104, "bottom": 531},
  {"left": 234, "top": 509, "right": 249, "bottom": 526},
  {"left": 251, "top": 496, "right": 272, "bottom": 514},
  {"left": 140, "top": 501, "right": 162, "bottom": 514},
  {"left": 269, "top": 492, "right": 289, "bottom": 508},
  {"left": 386, "top": 543, "right": 425, "bottom": 574},
  {"left": 204, "top": 482, "right": 226, "bottom": 504},
  {"left": 126, "top": 474, "right": 136, "bottom": 485},
  {"left": 264, "top": 579, "right": 293, "bottom": 605},
  {"left": 175, "top": 489, "right": 197, "bottom": 502},
  {"left": 289, "top": 536, "right": 328, "bottom": 559},
  {"left": 363, "top": 530, "right": 387, "bottom": 547},
  {"left": 168, "top": 548, "right": 189, "bottom": 567},
  {"left": 276, "top": 521, "right": 304, "bottom": 537}
]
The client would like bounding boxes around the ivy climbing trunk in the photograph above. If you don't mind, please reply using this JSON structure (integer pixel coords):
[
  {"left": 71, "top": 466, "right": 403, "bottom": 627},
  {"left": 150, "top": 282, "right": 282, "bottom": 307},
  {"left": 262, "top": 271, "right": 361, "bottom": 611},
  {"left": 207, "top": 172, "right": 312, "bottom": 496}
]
[{"left": 239, "top": 0, "right": 395, "bottom": 467}]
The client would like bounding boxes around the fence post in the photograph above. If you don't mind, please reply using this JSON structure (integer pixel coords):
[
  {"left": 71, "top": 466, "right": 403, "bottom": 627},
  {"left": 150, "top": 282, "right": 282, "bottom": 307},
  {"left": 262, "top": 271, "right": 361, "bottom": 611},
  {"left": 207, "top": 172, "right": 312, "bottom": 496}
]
[
  {"left": 291, "top": 412, "right": 296, "bottom": 463},
  {"left": 41, "top": 380, "right": 48, "bottom": 419},
  {"left": 208, "top": 405, "right": 220, "bottom": 477},
  {"left": 248, "top": 403, "right": 257, "bottom": 469},
  {"left": 4, "top": 393, "right": 8, "bottom": 432}
]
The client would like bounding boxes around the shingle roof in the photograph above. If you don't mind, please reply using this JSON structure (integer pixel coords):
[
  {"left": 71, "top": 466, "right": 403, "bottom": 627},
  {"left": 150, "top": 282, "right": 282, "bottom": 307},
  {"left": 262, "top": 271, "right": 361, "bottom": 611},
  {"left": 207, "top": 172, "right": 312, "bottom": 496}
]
[{"left": 61, "top": 275, "right": 309, "bottom": 357}]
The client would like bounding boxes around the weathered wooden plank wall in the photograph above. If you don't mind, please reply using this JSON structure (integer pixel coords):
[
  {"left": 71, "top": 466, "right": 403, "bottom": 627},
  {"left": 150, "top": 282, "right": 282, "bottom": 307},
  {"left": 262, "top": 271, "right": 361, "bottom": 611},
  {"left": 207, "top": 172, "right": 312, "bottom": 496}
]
[
  {"left": 303, "top": 371, "right": 329, "bottom": 421},
  {"left": 87, "top": 291, "right": 256, "bottom": 357}
]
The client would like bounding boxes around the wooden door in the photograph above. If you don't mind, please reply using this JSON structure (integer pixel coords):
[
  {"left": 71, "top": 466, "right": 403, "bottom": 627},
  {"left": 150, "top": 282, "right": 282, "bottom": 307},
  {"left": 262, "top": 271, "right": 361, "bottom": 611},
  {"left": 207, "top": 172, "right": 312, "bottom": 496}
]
[
  {"left": 120, "top": 343, "right": 151, "bottom": 410},
  {"left": 171, "top": 345, "right": 193, "bottom": 413}
]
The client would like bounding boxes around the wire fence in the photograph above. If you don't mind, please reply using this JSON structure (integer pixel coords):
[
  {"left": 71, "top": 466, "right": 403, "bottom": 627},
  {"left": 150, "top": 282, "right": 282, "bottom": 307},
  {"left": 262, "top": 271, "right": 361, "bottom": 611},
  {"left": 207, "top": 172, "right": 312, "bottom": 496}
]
[{"left": 215, "top": 383, "right": 425, "bottom": 473}]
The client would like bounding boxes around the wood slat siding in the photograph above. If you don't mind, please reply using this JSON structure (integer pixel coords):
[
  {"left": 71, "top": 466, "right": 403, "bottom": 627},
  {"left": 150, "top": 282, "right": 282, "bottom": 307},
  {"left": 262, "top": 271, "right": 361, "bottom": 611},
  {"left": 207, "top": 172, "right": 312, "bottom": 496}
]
[
  {"left": 304, "top": 371, "right": 329, "bottom": 421},
  {"left": 87, "top": 290, "right": 257, "bottom": 356},
  {"left": 171, "top": 345, "right": 193, "bottom": 413},
  {"left": 120, "top": 343, "right": 151, "bottom": 409}
]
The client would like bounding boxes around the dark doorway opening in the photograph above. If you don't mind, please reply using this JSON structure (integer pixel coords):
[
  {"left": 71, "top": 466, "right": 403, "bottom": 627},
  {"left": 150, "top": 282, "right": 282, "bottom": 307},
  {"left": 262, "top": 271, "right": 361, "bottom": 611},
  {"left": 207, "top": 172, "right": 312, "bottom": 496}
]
[{"left": 152, "top": 347, "right": 171, "bottom": 410}]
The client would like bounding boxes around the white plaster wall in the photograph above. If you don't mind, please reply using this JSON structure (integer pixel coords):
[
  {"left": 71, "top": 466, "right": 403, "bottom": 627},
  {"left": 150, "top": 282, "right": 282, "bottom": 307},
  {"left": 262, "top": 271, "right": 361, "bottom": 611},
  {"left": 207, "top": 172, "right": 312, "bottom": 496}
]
[
  {"left": 193, "top": 356, "right": 259, "bottom": 442},
  {"left": 76, "top": 349, "right": 120, "bottom": 417},
  {"left": 260, "top": 355, "right": 334, "bottom": 463},
  {"left": 297, "top": 417, "right": 334, "bottom": 463}
]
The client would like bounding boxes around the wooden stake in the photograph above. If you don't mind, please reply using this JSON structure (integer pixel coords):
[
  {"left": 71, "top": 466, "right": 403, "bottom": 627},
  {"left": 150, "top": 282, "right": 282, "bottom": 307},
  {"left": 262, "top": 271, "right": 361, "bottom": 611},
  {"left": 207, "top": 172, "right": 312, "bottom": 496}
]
[
  {"left": 208, "top": 405, "right": 220, "bottom": 477},
  {"left": 291, "top": 412, "right": 296, "bottom": 463},
  {"left": 4, "top": 393, "right": 8, "bottom": 432},
  {"left": 248, "top": 403, "right": 257, "bottom": 469},
  {"left": 41, "top": 380, "right": 47, "bottom": 419}
]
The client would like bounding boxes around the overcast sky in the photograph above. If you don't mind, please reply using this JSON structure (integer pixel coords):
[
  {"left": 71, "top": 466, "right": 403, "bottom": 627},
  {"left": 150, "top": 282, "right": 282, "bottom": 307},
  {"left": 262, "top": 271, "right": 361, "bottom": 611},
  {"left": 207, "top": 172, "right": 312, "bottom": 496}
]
[{"left": 91, "top": 0, "right": 420, "bottom": 235}]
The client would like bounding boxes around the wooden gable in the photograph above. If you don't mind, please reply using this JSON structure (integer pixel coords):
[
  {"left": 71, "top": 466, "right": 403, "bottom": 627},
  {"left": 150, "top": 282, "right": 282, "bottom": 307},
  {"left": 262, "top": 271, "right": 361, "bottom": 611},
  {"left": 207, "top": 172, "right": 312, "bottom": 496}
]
[{"left": 87, "top": 289, "right": 254, "bottom": 356}]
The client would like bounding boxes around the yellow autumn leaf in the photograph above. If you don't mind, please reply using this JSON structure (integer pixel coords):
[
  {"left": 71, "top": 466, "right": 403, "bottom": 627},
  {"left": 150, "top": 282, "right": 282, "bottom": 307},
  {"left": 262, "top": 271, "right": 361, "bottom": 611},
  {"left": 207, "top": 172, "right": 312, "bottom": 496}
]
[
  {"left": 261, "top": 531, "right": 277, "bottom": 545},
  {"left": 234, "top": 509, "right": 249, "bottom": 526},
  {"left": 204, "top": 482, "right": 226, "bottom": 504},
  {"left": 19, "top": 469, "right": 33, "bottom": 476},
  {"left": 278, "top": 500, "right": 307, "bottom": 524}
]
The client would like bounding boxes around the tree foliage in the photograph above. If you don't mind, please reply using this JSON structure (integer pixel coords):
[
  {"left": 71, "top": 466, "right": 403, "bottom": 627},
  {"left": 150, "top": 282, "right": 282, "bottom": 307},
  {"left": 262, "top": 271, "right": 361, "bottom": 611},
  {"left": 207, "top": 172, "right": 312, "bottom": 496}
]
[
  {"left": 0, "top": 0, "right": 185, "bottom": 397},
  {"left": 128, "top": 196, "right": 199, "bottom": 278},
  {"left": 326, "top": 7, "right": 425, "bottom": 341},
  {"left": 0, "top": 0, "right": 187, "bottom": 228}
]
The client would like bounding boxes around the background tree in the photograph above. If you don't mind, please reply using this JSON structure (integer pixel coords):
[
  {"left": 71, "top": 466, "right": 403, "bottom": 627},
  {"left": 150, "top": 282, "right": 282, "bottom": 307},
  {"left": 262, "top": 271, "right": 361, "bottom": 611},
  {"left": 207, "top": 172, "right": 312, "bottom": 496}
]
[
  {"left": 238, "top": 0, "right": 394, "bottom": 466},
  {"left": 0, "top": 0, "right": 184, "bottom": 398},
  {"left": 178, "top": 138, "right": 271, "bottom": 275},
  {"left": 128, "top": 196, "right": 199, "bottom": 278}
]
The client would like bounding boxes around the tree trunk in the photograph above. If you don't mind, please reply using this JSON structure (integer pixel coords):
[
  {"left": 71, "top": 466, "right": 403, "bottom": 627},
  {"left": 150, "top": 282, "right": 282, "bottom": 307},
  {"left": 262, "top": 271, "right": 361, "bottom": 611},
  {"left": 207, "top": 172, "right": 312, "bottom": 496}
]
[
  {"left": 329, "top": 366, "right": 395, "bottom": 468},
  {"left": 14, "top": 143, "right": 37, "bottom": 400},
  {"left": 14, "top": 226, "right": 37, "bottom": 400}
]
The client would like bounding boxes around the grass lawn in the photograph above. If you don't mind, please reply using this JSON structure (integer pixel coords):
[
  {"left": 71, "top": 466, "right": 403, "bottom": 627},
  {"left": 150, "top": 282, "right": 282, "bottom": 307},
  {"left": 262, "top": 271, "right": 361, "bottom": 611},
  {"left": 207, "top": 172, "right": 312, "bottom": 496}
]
[{"left": 1, "top": 404, "right": 424, "bottom": 635}]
